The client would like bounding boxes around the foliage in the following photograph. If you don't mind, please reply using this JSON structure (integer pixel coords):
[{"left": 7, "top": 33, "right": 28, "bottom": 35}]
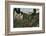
[{"left": 13, "top": 9, "right": 39, "bottom": 27}]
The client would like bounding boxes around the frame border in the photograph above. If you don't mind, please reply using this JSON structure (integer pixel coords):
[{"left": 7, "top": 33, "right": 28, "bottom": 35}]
[{"left": 5, "top": 1, "right": 45, "bottom": 36}]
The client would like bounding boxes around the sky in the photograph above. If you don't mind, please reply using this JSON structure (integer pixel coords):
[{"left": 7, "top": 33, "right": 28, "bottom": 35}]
[{"left": 20, "top": 8, "right": 33, "bottom": 13}]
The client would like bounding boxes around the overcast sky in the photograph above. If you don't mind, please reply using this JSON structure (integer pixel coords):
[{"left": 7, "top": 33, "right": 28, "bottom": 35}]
[{"left": 20, "top": 8, "right": 33, "bottom": 13}]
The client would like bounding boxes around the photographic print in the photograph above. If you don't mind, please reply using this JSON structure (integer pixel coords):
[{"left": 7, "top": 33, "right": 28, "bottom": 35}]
[
  {"left": 5, "top": 1, "right": 45, "bottom": 35},
  {"left": 10, "top": 4, "right": 44, "bottom": 32},
  {"left": 13, "top": 8, "right": 39, "bottom": 28}
]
